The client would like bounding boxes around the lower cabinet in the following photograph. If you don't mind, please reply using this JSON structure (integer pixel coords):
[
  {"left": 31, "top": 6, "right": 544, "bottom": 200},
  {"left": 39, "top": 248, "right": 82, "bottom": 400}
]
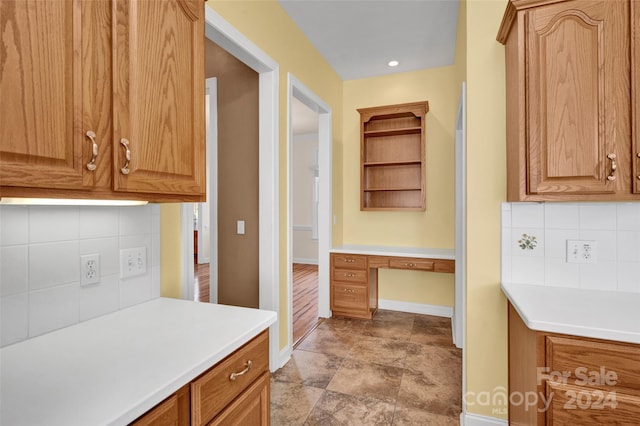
[
  {"left": 131, "top": 330, "right": 269, "bottom": 426},
  {"left": 508, "top": 303, "right": 640, "bottom": 425}
]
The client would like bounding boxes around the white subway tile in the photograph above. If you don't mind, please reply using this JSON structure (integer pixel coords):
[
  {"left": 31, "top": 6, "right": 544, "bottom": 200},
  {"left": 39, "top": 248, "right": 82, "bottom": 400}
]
[
  {"left": 29, "top": 206, "right": 79, "bottom": 243},
  {"left": 579, "top": 262, "right": 617, "bottom": 291},
  {"left": 29, "top": 283, "right": 79, "bottom": 337},
  {"left": 501, "top": 203, "right": 512, "bottom": 228},
  {"left": 616, "top": 203, "right": 640, "bottom": 231},
  {"left": 120, "top": 274, "right": 152, "bottom": 309},
  {"left": 119, "top": 235, "right": 151, "bottom": 251},
  {"left": 545, "top": 258, "right": 579, "bottom": 288},
  {"left": 617, "top": 231, "right": 640, "bottom": 263},
  {"left": 617, "top": 262, "right": 640, "bottom": 293},
  {"left": 0, "top": 206, "right": 28, "bottom": 246},
  {"left": 511, "top": 228, "right": 545, "bottom": 257},
  {"left": 1, "top": 293, "right": 28, "bottom": 347},
  {"left": 79, "top": 207, "right": 119, "bottom": 239},
  {"left": 119, "top": 205, "right": 152, "bottom": 236},
  {"left": 512, "top": 203, "right": 544, "bottom": 228},
  {"left": 79, "top": 274, "right": 119, "bottom": 321},
  {"left": 151, "top": 266, "right": 161, "bottom": 299},
  {"left": 1, "top": 246, "right": 28, "bottom": 297},
  {"left": 579, "top": 203, "right": 617, "bottom": 230},
  {"left": 79, "top": 238, "right": 119, "bottom": 277},
  {"left": 511, "top": 256, "right": 545, "bottom": 285},
  {"left": 545, "top": 229, "right": 580, "bottom": 259},
  {"left": 544, "top": 203, "right": 580, "bottom": 229},
  {"left": 579, "top": 230, "right": 617, "bottom": 262},
  {"left": 29, "top": 242, "right": 79, "bottom": 290},
  {"left": 152, "top": 234, "right": 161, "bottom": 267}
]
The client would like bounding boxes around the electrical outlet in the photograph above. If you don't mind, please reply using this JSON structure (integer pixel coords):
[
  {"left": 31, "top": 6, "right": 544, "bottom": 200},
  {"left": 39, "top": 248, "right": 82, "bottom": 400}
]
[
  {"left": 566, "top": 240, "right": 597, "bottom": 264},
  {"left": 120, "top": 247, "right": 147, "bottom": 279},
  {"left": 80, "top": 254, "right": 100, "bottom": 286}
]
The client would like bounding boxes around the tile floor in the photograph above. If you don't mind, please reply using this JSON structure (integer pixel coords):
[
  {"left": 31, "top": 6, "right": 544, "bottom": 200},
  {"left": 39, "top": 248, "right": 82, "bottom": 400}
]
[{"left": 270, "top": 310, "right": 462, "bottom": 425}]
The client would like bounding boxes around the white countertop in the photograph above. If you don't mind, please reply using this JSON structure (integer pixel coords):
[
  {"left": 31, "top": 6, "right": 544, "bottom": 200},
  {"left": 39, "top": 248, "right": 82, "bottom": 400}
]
[
  {"left": 330, "top": 244, "right": 455, "bottom": 259},
  {"left": 0, "top": 298, "right": 277, "bottom": 426},
  {"left": 502, "top": 282, "right": 640, "bottom": 344}
]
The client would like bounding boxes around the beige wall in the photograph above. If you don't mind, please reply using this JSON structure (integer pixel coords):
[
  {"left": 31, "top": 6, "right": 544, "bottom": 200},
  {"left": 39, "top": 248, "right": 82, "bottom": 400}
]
[{"left": 205, "top": 39, "right": 260, "bottom": 308}]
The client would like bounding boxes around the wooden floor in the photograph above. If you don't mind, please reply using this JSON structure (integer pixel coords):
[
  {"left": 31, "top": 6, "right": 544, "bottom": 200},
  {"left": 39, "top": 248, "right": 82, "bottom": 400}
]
[
  {"left": 292, "top": 263, "right": 319, "bottom": 346},
  {"left": 193, "top": 262, "right": 319, "bottom": 345}
]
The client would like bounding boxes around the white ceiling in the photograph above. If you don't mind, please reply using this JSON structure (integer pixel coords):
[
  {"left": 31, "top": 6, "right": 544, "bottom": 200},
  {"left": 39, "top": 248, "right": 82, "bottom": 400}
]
[{"left": 278, "top": 0, "right": 460, "bottom": 81}]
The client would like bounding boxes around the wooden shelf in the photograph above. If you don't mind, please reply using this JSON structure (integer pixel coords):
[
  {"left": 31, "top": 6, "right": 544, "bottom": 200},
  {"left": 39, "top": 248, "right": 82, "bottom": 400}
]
[{"left": 358, "top": 101, "right": 428, "bottom": 211}]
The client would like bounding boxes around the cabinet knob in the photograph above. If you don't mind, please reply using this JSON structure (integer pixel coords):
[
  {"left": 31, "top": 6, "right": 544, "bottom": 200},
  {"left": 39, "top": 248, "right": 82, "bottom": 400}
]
[
  {"left": 404, "top": 262, "right": 415, "bottom": 268},
  {"left": 606, "top": 153, "right": 617, "bottom": 181},
  {"left": 85, "top": 131, "right": 98, "bottom": 171},
  {"left": 120, "top": 138, "right": 131, "bottom": 175}
]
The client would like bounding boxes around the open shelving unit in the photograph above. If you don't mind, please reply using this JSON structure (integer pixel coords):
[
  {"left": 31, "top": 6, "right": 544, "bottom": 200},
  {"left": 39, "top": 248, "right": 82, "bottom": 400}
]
[{"left": 358, "top": 101, "right": 429, "bottom": 211}]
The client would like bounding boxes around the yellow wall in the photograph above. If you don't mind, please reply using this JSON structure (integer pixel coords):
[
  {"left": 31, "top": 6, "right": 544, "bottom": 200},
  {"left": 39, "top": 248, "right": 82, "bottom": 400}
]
[
  {"left": 342, "top": 68, "right": 459, "bottom": 307},
  {"left": 465, "top": 0, "right": 508, "bottom": 419},
  {"left": 160, "top": 204, "right": 182, "bottom": 299}
]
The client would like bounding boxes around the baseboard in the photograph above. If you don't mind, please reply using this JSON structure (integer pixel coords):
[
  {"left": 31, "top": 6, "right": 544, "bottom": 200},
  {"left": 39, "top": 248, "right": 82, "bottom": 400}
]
[
  {"left": 292, "top": 257, "right": 318, "bottom": 265},
  {"left": 276, "top": 346, "right": 292, "bottom": 371},
  {"left": 378, "top": 299, "right": 453, "bottom": 318},
  {"left": 461, "top": 412, "right": 508, "bottom": 425}
]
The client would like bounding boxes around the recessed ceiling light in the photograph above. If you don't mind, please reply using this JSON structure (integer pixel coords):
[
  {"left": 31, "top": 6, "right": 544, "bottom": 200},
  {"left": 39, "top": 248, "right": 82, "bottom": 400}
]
[{"left": 387, "top": 60, "right": 399, "bottom": 67}]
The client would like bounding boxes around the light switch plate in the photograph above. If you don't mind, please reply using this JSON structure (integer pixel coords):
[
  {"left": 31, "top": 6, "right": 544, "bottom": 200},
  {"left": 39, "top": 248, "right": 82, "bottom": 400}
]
[
  {"left": 120, "top": 247, "right": 147, "bottom": 279},
  {"left": 237, "top": 220, "right": 245, "bottom": 235},
  {"left": 566, "top": 240, "right": 597, "bottom": 263}
]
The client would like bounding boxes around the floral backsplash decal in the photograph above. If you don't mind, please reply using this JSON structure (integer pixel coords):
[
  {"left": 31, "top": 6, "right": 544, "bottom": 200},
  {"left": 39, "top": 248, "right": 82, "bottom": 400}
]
[{"left": 518, "top": 233, "right": 538, "bottom": 251}]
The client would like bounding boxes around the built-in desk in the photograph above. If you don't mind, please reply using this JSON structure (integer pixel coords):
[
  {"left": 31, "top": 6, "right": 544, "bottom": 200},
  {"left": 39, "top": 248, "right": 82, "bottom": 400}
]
[{"left": 329, "top": 245, "right": 455, "bottom": 319}]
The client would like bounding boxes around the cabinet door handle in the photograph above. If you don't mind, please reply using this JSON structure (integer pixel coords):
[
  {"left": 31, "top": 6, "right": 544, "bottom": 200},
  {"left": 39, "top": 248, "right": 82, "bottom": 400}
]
[
  {"left": 229, "top": 360, "right": 252, "bottom": 381},
  {"left": 343, "top": 288, "right": 356, "bottom": 293},
  {"left": 343, "top": 273, "right": 355, "bottom": 278},
  {"left": 344, "top": 258, "right": 354, "bottom": 263},
  {"left": 120, "top": 138, "right": 131, "bottom": 175},
  {"left": 606, "top": 153, "right": 617, "bottom": 181},
  {"left": 85, "top": 131, "right": 98, "bottom": 171}
]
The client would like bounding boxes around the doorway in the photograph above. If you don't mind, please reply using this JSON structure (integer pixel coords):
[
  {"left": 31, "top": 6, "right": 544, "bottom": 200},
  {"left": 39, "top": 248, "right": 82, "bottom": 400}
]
[{"left": 287, "top": 74, "right": 332, "bottom": 356}]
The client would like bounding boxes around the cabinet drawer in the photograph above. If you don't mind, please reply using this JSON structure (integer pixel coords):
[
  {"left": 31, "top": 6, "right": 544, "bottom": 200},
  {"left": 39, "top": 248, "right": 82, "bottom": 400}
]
[
  {"left": 191, "top": 330, "right": 269, "bottom": 426},
  {"left": 546, "top": 336, "right": 640, "bottom": 394},
  {"left": 546, "top": 381, "right": 640, "bottom": 425},
  {"left": 332, "top": 268, "right": 367, "bottom": 283},
  {"left": 389, "top": 258, "right": 434, "bottom": 271},
  {"left": 332, "top": 283, "right": 368, "bottom": 312},
  {"left": 332, "top": 254, "right": 367, "bottom": 270},
  {"left": 208, "top": 372, "right": 270, "bottom": 426},
  {"left": 131, "top": 384, "right": 190, "bottom": 426}
]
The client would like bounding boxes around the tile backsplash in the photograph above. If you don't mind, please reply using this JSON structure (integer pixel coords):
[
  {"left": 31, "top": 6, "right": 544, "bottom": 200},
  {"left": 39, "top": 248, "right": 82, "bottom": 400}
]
[
  {"left": 0, "top": 204, "right": 160, "bottom": 347},
  {"left": 502, "top": 202, "right": 640, "bottom": 293}
]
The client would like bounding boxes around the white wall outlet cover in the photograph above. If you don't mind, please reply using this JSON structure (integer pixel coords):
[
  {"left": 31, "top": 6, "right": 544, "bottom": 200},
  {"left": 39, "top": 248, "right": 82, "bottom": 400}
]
[
  {"left": 120, "top": 246, "right": 147, "bottom": 279},
  {"left": 81, "top": 253, "right": 100, "bottom": 286},
  {"left": 237, "top": 220, "right": 245, "bottom": 235},
  {"left": 566, "top": 240, "right": 597, "bottom": 264}
]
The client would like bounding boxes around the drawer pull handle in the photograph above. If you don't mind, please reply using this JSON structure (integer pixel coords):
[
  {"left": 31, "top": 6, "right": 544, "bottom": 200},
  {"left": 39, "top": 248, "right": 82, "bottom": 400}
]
[
  {"left": 120, "top": 138, "right": 131, "bottom": 175},
  {"left": 404, "top": 263, "right": 415, "bottom": 268},
  {"left": 344, "top": 258, "right": 355, "bottom": 263},
  {"left": 606, "top": 153, "right": 617, "bottom": 181},
  {"left": 229, "top": 360, "right": 252, "bottom": 381},
  {"left": 85, "top": 131, "right": 98, "bottom": 171},
  {"left": 343, "top": 273, "right": 355, "bottom": 278},
  {"left": 343, "top": 288, "right": 356, "bottom": 293}
]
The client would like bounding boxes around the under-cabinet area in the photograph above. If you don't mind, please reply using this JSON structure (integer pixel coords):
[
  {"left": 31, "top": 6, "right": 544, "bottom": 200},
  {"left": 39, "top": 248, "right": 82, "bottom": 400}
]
[
  {"left": 0, "top": 298, "right": 276, "bottom": 425},
  {"left": 0, "top": 0, "right": 206, "bottom": 202},
  {"left": 498, "top": 0, "right": 640, "bottom": 201}
]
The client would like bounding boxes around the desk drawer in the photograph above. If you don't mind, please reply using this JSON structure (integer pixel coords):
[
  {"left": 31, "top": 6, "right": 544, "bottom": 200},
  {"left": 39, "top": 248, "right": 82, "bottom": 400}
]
[
  {"left": 332, "top": 254, "right": 367, "bottom": 270},
  {"left": 389, "top": 258, "right": 434, "bottom": 271},
  {"left": 332, "top": 269, "right": 367, "bottom": 283},
  {"left": 332, "top": 282, "right": 368, "bottom": 312}
]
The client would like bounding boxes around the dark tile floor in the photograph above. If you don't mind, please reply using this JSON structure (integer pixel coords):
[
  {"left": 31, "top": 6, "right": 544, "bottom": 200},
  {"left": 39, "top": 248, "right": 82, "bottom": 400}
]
[{"left": 270, "top": 310, "right": 462, "bottom": 425}]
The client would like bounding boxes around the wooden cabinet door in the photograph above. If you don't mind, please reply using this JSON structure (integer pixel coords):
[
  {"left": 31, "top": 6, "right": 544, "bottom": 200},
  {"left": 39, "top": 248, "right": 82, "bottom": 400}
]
[
  {"left": 208, "top": 372, "right": 270, "bottom": 426},
  {"left": 633, "top": 0, "right": 640, "bottom": 193},
  {"left": 0, "top": 0, "right": 84, "bottom": 190},
  {"left": 112, "top": 0, "right": 205, "bottom": 198},
  {"left": 525, "top": 0, "right": 630, "bottom": 196}
]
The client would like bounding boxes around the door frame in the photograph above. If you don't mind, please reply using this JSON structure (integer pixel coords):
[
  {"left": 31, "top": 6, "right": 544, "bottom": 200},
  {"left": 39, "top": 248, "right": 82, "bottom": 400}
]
[
  {"left": 286, "top": 74, "right": 332, "bottom": 356},
  {"left": 180, "top": 6, "right": 281, "bottom": 372}
]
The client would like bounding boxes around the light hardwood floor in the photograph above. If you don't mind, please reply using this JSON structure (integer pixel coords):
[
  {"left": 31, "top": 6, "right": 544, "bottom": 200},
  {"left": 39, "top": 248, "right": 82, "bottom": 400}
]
[{"left": 193, "top": 263, "right": 320, "bottom": 345}]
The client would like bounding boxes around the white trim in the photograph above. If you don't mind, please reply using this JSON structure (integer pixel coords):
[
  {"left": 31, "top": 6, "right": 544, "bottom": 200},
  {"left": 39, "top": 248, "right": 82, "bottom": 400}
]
[
  {"left": 378, "top": 299, "right": 453, "bottom": 318},
  {"left": 204, "top": 6, "right": 280, "bottom": 372},
  {"left": 292, "top": 258, "right": 318, "bottom": 265},
  {"left": 205, "top": 77, "right": 218, "bottom": 303},
  {"left": 278, "top": 347, "right": 293, "bottom": 370},
  {"left": 461, "top": 413, "right": 508, "bottom": 426},
  {"left": 180, "top": 204, "right": 195, "bottom": 302},
  {"left": 292, "top": 224, "right": 313, "bottom": 231},
  {"left": 287, "top": 73, "right": 333, "bottom": 357},
  {"left": 292, "top": 133, "right": 319, "bottom": 143}
]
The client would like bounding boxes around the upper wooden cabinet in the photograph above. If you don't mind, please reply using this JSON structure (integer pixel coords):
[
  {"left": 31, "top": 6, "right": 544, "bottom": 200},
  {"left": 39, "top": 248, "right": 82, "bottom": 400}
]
[
  {"left": 358, "top": 101, "right": 429, "bottom": 211},
  {"left": 634, "top": 0, "right": 640, "bottom": 193},
  {"left": 498, "top": 0, "right": 640, "bottom": 201},
  {"left": 0, "top": 0, "right": 205, "bottom": 202}
]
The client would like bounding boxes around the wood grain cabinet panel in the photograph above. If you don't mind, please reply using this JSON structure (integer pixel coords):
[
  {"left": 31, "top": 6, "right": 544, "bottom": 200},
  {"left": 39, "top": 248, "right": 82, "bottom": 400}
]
[
  {"left": 0, "top": 0, "right": 205, "bottom": 202},
  {"left": 498, "top": 0, "right": 638, "bottom": 201},
  {"left": 130, "top": 385, "right": 190, "bottom": 426},
  {"left": 633, "top": 0, "right": 640, "bottom": 193},
  {"left": 208, "top": 372, "right": 270, "bottom": 426}
]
